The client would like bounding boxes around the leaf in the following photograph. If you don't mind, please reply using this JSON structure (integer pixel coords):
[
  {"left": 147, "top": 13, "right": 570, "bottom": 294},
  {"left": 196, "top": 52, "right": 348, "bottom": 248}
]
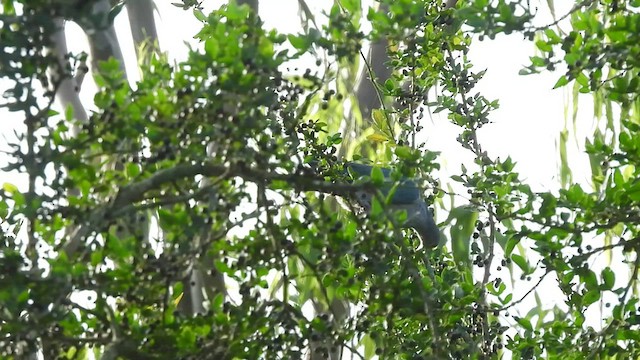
[
  {"left": 511, "top": 254, "right": 530, "bottom": 274},
  {"left": 0, "top": 200, "right": 8, "bottom": 219},
  {"left": 502, "top": 293, "right": 513, "bottom": 304},
  {"left": 108, "top": 1, "right": 126, "bottom": 24},
  {"left": 553, "top": 76, "right": 569, "bottom": 89},
  {"left": 576, "top": 72, "right": 589, "bottom": 87},
  {"left": 2, "top": 182, "right": 18, "bottom": 194},
  {"left": 371, "top": 109, "right": 386, "bottom": 129},
  {"left": 367, "top": 133, "right": 389, "bottom": 143},
  {"left": 559, "top": 129, "right": 571, "bottom": 187},
  {"left": 272, "top": 179, "right": 293, "bottom": 190},
  {"left": 514, "top": 316, "right": 533, "bottom": 331},
  {"left": 538, "top": 193, "right": 557, "bottom": 218},
  {"left": 583, "top": 290, "right": 600, "bottom": 306},
  {"left": 125, "top": 163, "right": 141, "bottom": 178},
  {"left": 581, "top": 269, "right": 599, "bottom": 291},
  {"left": 341, "top": 0, "right": 359, "bottom": 13},
  {"left": 193, "top": 8, "right": 207, "bottom": 22},
  {"left": 394, "top": 146, "right": 414, "bottom": 159},
  {"left": 361, "top": 334, "right": 376, "bottom": 359},
  {"left": 601, "top": 267, "right": 615, "bottom": 290},
  {"left": 544, "top": 28, "right": 561, "bottom": 43},
  {"left": 90, "top": 250, "right": 103, "bottom": 267},
  {"left": 65, "top": 104, "right": 74, "bottom": 121},
  {"left": 448, "top": 207, "right": 478, "bottom": 269},
  {"left": 371, "top": 166, "right": 384, "bottom": 186},
  {"left": 288, "top": 34, "right": 309, "bottom": 51},
  {"left": 205, "top": 38, "right": 219, "bottom": 59},
  {"left": 504, "top": 234, "right": 521, "bottom": 257},
  {"left": 177, "top": 327, "right": 196, "bottom": 351},
  {"left": 210, "top": 293, "right": 224, "bottom": 312},
  {"left": 535, "top": 40, "right": 552, "bottom": 52}
]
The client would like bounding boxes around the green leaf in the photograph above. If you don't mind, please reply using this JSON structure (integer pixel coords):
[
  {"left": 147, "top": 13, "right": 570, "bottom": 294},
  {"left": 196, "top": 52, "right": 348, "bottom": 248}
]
[
  {"left": 504, "top": 235, "right": 521, "bottom": 257},
  {"left": 370, "top": 195, "right": 384, "bottom": 218},
  {"left": 371, "top": 166, "right": 384, "bottom": 186},
  {"left": 553, "top": 76, "right": 569, "bottom": 89},
  {"left": 367, "top": 133, "right": 389, "bottom": 142},
  {"left": 601, "top": 267, "right": 615, "bottom": 290},
  {"left": 361, "top": 334, "right": 376, "bottom": 359},
  {"left": 583, "top": 290, "right": 600, "bottom": 306},
  {"left": 544, "top": 28, "right": 561, "bottom": 43},
  {"left": 538, "top": 193, "right": 557, "bottom": 218},
  {"left": 511, "top": 254, "right": 530, "bottom": 274},
  {"left": 108, "top": 1, "right": 126, "bottom": 24},
  {"left": 270, "top": 180, "right": 291, "bottom": 190},
  {"left": 535, "top": 40, "right": 552, "bottom": 52},
  {"left": 341, "top": 0, "right": 359, "bottom": 13},
  {"left": 371, "top": 109, "right": 386, "bottom": 128},
  {"left": 288, "top": 34, "right": 309, "bottom": 51},
  {"left": 582, "top": 269, "right": 599, "bottom": 291},
  {"left": 502, "top": 293, "right": 513, "bottom": 304},
  {"left": 177, "top": 327, "right": 196, "bottom": 351},
  {"left": 530, "top": 56, "right": 545, "bottom": 67},
  {"left": 576, "top": 72, "right": 589, "bottom": 87},
  {"left": 449, "top": 207, "right": 477, "bottom": 269},
  {"left": 384, "top": 79, "right": 394, "bottom": 92},
  {"left": 205, "top": 38, "right": 219, "bottom": 58},
  {"left": 90, "top": 250, "right": 103, "bottom": 267},
  {"left": 2, "top": 182, "right": 18, "bottom": 194},
  {"left": 514, "top": 316, "right": 533, "bottom": 331},
  {"left": 395, "top": 146, "right": 414, "bottom": 160},
  {"left": 0, "top": 200, "right": 8, "bottom": 219},
  {"left": 125, "top": 163, "right": 141, "bottom": 178}
]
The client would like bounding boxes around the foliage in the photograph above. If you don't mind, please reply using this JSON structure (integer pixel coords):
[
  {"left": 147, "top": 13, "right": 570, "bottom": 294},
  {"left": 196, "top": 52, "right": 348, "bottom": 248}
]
[{"left": 1, "top": 0, "right": 640, "bottom": 359}]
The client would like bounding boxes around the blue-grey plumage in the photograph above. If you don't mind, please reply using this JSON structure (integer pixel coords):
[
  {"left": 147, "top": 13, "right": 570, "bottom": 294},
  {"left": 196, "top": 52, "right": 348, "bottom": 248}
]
[
  {"left": 345, "top": 162, "right": 421, "bottom": 204},
  {"left": 344, "top": 162, "right": 440, "bottom": 248}
]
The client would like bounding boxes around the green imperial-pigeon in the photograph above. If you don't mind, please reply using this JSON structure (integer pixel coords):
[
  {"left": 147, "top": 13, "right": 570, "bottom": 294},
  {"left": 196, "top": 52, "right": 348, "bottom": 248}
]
[{"left": 341, "top": 162, "right": 440, "bottom": 248}]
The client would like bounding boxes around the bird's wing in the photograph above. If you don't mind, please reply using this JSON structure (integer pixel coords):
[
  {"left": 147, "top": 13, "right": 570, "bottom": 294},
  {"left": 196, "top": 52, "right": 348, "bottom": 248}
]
[
  {"left": 389, "top": 184, "right": 421, "bottom": 204},
  {"left": 345, "top": 162, "right": 421, "bottom": 204}
]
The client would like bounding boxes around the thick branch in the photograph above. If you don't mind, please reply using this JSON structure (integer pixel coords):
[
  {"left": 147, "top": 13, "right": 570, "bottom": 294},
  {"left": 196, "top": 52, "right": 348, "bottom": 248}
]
[
  {"left": 125, "top": 0, "right": 159, "bottom": 52},
  {"left": 63, "top": 162, "right": 366, "bottom": 255}
]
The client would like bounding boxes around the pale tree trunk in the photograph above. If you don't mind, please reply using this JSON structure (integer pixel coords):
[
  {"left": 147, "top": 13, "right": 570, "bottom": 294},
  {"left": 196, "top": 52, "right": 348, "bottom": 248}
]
[
  {"left": 336, "top": 4, "right": 392, "bottom": 162},
  {"left": 80, "top": 0, "right": 128, "bottom": 76},
  {"left": 174, "top": 0, "right": 264, "bottom": 316},
  {"left": 352, "top": 0, "right": 457, "bottom": 139},
  {"left": 174, "top": 0, "right": 263, "bottom": 318},
  {"left": 58, "top": 0, "right": 131, "bottom": 257},
  {"left": 125, "top": 0, "right": 158, "bottom": 53},
  {"left": 311, "top": 3, "right": 393, "bottom": 356},
  {"left": 315, "top": 2, "right": 459, "bottom": 359},
  {"left": 308, "top": 3, "right": 394, "bottom": 358},
  {"left": 49, "top": 18, "right": 89, "bottom": 135},
  {"left": 43, "top": 1, "right": 158, "bottom": 358}
]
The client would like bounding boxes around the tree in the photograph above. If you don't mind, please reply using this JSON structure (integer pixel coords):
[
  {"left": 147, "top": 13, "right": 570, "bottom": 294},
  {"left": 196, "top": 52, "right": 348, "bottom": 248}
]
[{"left": 1, "top": 0, "right": 640, "bottom": 359}]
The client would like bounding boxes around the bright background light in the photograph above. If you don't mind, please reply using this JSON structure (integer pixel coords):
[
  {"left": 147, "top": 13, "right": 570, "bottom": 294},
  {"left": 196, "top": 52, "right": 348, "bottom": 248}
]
[{"left": 0, "top": 0, "right": 623, "bottom": 352}]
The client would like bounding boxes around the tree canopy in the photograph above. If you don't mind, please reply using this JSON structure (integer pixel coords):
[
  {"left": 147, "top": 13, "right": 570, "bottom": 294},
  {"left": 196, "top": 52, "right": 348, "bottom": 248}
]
[{"left": 1, "top": 0, "right": 640, "bottom": 359}]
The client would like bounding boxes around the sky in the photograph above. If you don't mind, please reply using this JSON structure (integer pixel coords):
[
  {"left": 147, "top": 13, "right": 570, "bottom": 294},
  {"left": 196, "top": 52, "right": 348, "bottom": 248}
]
[
  {"left": 0, "top": 0, "right": 623, "bottom": 349},
  {"left": 1, "top": 1, "right": 593, "bottom": 191}
]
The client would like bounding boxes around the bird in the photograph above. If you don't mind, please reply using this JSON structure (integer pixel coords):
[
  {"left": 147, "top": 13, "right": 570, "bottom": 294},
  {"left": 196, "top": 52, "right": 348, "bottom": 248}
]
[{"left": 325, "top": 161, "right": 440, "bottom": 248}]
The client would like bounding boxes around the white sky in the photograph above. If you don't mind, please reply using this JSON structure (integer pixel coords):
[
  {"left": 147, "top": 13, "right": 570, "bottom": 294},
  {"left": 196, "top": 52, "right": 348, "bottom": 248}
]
[
  {"left": 0, "top": 0, "right": 626, "bottom": 353},
  {"left": 1, "top": 1, "right": 593, "bottom": 190}
]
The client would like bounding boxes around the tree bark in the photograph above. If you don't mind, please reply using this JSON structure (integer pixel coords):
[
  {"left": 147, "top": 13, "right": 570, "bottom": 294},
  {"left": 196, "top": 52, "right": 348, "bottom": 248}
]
[{"left": 126, "top": 0, "right": 158, "bottom": 49}]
